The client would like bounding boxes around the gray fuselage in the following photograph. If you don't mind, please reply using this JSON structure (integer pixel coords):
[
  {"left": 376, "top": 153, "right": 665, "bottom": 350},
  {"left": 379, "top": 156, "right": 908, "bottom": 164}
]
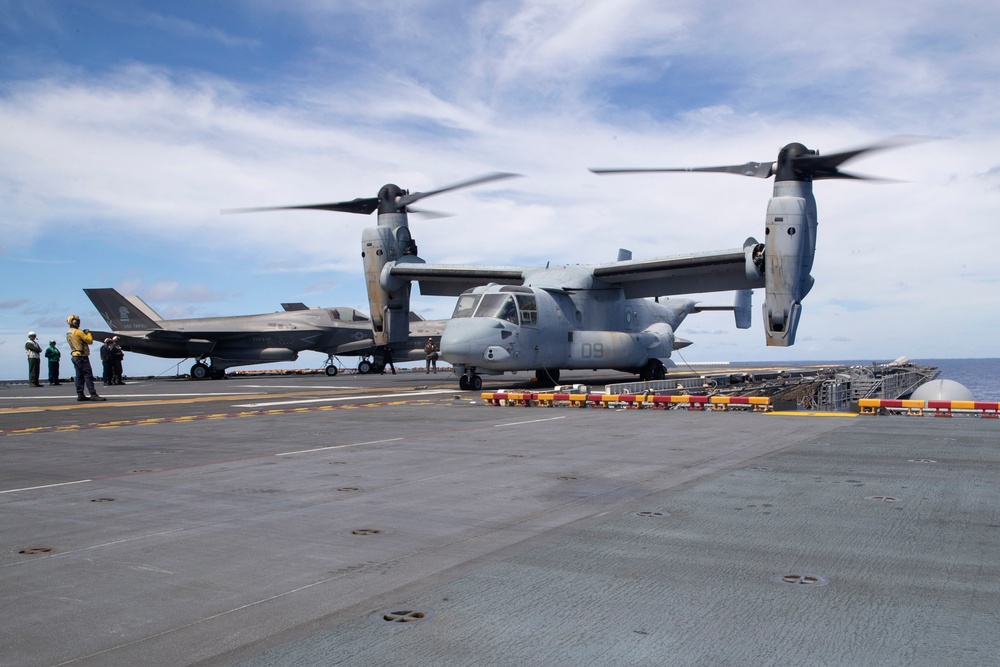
[{"left": 440, "top": 278, "right": 697, "bottom": 376}]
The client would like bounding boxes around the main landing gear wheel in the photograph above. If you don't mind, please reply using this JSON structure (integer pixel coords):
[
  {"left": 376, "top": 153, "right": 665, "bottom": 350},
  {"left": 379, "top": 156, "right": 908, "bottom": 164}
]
[
  {"left": 640, "top": 359, "right": 666, "bottom": 381},
  {"left": 459, "top": 374, "right": 482, "bottom": 391},
  {"left": 358, "top": 360, "right": 372, "bottom": 374},
  {"left": 191, "top": 362, "right": 210, "bottom": 380},
  {"left": 325, "top": 365, "right": 339, "bottom": 377}
]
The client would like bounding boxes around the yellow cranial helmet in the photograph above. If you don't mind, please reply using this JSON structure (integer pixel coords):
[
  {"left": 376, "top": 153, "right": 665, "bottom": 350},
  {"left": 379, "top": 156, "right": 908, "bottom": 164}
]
[{"left": 67, "top": 314, "right": 80, "bottom": 326}]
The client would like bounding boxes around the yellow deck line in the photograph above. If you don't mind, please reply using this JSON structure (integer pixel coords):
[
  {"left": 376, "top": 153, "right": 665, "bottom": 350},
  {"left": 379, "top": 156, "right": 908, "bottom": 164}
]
[
  {"left": 0, "top": 386, "right": 405, "bottom": 415},
  {"left": 768, "top": 411, "right": 858, "bottom": 418}
]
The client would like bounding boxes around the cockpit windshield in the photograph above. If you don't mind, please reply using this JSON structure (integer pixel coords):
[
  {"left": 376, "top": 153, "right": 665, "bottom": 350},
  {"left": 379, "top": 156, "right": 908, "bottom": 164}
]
[
  {"left": 450, "top": 293, "right": 520, "bottom": 324},
  {"left": 452, "top": 294, "right": 480, "bottom": 319},
  {"left": 476, "top": 294, "right": 518, "bottom": 323}
]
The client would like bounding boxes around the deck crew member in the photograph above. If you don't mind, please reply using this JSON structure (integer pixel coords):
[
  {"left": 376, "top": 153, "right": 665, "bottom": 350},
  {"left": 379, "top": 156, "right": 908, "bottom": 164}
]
[{"left": 66, "top": 315, "right": 106, "bottom": 402}]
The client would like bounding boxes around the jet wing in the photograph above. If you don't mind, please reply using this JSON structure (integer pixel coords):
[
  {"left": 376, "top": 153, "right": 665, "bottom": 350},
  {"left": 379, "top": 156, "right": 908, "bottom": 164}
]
[
  {"left": 591, "top": 246, "right": 763, "bottom": 299},
  {"left": 388, "top": 264, "right": 527, "bottom": 297},
  {"left": 90, "top": 329, "right": 204, "bottom": 345},
  {"left": 143, "top": 330, "right": 208, "bottom": 342},
  {"left": 91, "top": 330, "right": 217, "bottom": 357},
  {"left": 331, "top": 339, "right": 378, "bottom": 355}
]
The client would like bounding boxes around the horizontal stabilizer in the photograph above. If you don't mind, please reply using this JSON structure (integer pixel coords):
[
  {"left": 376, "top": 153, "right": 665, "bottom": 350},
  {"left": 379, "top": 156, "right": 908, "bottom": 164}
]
[{"left": 693, "top": 290, "right": 753, "bottom": 329}]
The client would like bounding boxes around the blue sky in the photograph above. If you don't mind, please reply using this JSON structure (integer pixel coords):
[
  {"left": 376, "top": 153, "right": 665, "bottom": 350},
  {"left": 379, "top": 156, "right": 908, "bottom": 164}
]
[{"left": 2, "top": 0, "right": 999, "bottom": 380}]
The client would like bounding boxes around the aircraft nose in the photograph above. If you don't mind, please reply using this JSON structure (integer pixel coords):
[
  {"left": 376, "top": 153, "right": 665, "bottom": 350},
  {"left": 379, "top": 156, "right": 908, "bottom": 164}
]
[{"left": 440, "top": 318, "right": 508, "bottom": 365}]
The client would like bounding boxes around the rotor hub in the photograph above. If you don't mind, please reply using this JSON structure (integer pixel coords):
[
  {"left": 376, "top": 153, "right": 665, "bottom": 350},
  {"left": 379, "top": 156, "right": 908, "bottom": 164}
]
[
  {"left": 775, "top": 142, "right": 818, "bottom": 182},
  {"left": 377, "top": 184, "right": 408, "bottom": 214}
]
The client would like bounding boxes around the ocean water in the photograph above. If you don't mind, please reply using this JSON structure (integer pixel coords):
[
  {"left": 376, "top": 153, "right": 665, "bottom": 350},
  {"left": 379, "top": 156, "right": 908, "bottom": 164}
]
[{"left": 913, "top": 358, "right": 1000, "bottom": 402}]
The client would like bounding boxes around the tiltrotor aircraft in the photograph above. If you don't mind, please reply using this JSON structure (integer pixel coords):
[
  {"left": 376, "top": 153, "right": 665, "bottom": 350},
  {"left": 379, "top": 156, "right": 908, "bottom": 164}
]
[
  {"left": 84, "top": 288, "right": 441, "bottom": 379},
  {"left": 231, "top": 140, "right": 902, "bottom": 389}
]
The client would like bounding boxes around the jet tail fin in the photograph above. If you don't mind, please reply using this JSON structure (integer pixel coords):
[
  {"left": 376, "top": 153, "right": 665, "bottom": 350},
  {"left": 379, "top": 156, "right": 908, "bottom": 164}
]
[
  {"left": 83, "top": 288, "right": 163, "bottom": 331},
  {"left": 125, "top": 295, "right": 165, "bottom": 321}
]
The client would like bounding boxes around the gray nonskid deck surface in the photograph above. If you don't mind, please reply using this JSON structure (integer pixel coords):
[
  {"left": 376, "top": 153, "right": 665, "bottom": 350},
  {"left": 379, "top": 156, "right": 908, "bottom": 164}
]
[
  {"left": 1, "top": 377, "right": 996, "bottom": 666},
  {"left": 219, "top": 418, "right": 1000, "bottom": 667}
]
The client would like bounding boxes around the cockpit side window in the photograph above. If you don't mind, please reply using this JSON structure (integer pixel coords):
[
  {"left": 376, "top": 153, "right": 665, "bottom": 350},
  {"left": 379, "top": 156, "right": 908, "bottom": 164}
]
[
  {"left": 452, "top": 294, "right": 481, "bottom": 318},
  {"left": 516, "top": 294, "right": 537, "bottom": 327},
  {"left": 497, "top": 296, "right": 518, "bottom": 324}
]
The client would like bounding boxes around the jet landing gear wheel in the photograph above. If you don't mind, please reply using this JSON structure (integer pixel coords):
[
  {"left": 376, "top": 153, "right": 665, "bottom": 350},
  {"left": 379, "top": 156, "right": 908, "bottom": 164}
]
[
  {"left": 358, "top": 359, "right": 372, "bottom": 374},
  {"left": 191, "top": 362, "right": 210, "bottom": 380},
  {"left": 640, "top": 359, "right": 666, "bottom": 382},
  {"left": 459, "top": 374, "right": 482, "bottom": 391},
  {"left": 324, "top": 355, "right": 339, "bottom": 376}
]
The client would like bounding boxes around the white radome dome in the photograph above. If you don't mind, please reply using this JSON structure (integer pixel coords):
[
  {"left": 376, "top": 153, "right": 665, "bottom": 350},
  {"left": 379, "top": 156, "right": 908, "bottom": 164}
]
[{"left": 911, "top": 379, "right": 975, "bottom": 402}]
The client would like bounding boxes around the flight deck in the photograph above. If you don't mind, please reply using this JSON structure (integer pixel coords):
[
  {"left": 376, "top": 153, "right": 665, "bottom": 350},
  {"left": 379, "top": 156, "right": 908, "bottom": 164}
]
[{"left": 1, "top": 371, "right": 997, "bottom": 666}]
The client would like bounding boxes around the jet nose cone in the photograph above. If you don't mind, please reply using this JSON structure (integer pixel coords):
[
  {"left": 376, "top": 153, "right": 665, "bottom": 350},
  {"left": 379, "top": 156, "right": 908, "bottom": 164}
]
[{"left": 440, "top": 319, "right": 508, "bottom": 365}]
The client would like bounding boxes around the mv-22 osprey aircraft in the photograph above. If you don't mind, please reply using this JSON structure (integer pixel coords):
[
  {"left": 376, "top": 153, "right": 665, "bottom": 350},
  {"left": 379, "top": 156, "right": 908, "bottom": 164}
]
[{"left": 231, "top": 139, "right": 904, "bottom": 390}]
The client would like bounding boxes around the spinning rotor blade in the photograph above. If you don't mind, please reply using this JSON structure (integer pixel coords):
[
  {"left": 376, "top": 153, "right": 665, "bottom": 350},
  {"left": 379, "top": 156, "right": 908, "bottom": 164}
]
[
  {"left": 791, "top": 138, "right": 918, "bottom": 180},
  {"left": 222, "top": 172, "right": 520, "bottom": 217},
  {"left": 397, "top": 172, "right": 521, "bottom": 207},
  {"left": 590, "top": 162, "right": 775, "bottom": 178},
  {"left": 590, "top": 137, "right": 923, "bottom": 182},
  {"left": 222, "top": 198, "right": 378, "bottom": 216},
  {"left": 405, "top": 206, "right": 453, "bottom": 220}
]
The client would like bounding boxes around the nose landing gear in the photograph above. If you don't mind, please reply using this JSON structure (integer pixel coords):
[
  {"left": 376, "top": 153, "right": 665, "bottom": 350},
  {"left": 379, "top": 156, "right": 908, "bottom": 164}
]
[{"left": 324, "top": 356, "right": 339, "bottom": 376}]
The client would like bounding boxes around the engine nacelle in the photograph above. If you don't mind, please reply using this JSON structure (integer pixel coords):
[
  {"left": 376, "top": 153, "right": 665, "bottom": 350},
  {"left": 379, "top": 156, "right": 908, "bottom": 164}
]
[
  {"left": 362, "top": 215, "right": 417, "bottom": 347},
  {"left": 762, "top": 192, "right": 814, "bottom": 346}
]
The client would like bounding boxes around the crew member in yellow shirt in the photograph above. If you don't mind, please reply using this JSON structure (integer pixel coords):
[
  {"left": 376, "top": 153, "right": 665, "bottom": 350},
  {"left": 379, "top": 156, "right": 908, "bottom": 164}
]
[{"left": 66, "top": 315, "right": 106, "bottom": 402}]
